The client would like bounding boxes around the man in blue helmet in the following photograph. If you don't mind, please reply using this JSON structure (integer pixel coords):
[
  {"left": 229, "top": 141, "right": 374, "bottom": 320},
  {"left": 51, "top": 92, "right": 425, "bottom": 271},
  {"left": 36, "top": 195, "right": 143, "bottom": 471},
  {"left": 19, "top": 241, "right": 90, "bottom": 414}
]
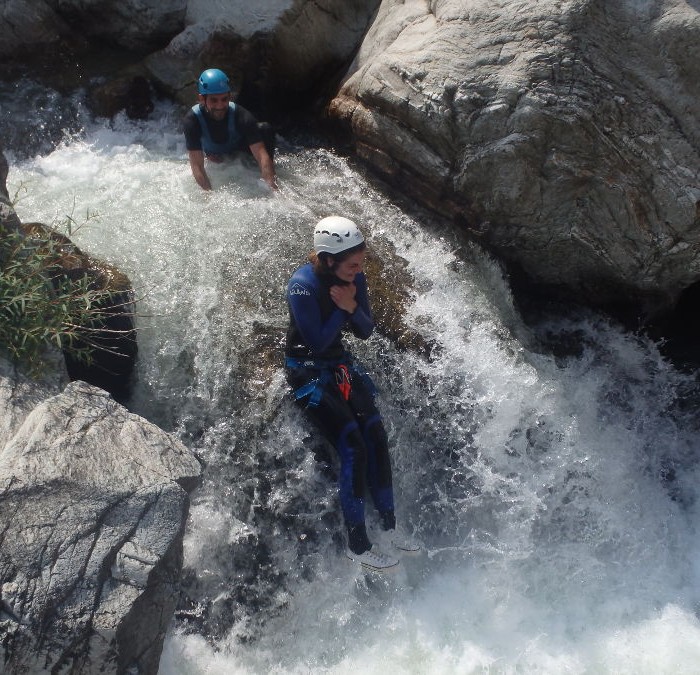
[{"left": 183, "top": 68, "right": 277, "bottom": 191}]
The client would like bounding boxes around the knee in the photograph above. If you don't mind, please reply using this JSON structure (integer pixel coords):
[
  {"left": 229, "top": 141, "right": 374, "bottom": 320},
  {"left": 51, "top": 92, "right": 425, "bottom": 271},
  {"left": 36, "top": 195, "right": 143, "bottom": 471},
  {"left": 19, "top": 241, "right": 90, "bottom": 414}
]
[{"left": 364, "top": 416, "right": 389, "bottom": 453}]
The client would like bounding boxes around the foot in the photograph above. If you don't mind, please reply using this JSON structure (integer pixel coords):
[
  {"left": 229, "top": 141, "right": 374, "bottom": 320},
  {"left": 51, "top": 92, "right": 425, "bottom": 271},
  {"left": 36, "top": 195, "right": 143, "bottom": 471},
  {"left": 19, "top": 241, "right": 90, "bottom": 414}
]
[
  {"left": 346, "top": 545, "right": 400, "bottom": 571},
  {"left": 382, "top": 528, "right": 421, "bottom": 553}
]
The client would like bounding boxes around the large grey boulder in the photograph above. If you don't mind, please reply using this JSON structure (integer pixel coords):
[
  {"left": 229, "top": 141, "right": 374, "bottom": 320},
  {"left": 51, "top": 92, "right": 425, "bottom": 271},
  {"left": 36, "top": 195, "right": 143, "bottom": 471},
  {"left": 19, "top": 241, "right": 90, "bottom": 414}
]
[
  {"left": 0, "top": 358, "right": 66, "bottom": 450},
  {"left": 144, "top": 0, "right": 380, "bottom": 107},
  {"left": 0, "top": 0, "right": 185, "bottom": 60},
  {"left": 54, "top": 0, "right": 187, "bottom": 51},
  {"left": 0, "top": 0, "right": 71, "bottom": 60},
  {"left": 0, "top": 376, "right": 201, "bottom": 674},
  {"left": 329, "top": 0, "right": 700, "bottom": 311}
]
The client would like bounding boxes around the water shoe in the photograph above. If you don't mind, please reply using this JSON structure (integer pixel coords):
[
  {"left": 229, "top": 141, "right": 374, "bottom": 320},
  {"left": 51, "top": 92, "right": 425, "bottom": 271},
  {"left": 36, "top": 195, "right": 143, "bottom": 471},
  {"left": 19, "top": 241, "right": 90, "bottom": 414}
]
[{"left": 346, "top": 545, "right": 400, "bottom": 571}]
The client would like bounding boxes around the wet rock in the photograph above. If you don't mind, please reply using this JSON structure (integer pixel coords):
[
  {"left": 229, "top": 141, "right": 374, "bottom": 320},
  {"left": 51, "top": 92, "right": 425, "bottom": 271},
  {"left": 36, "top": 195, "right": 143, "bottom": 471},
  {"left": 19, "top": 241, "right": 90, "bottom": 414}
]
[
  {"left": 89, "top": 74, "right": 155, "bottom": 120},
  {"left": 55, "top": 0, "right": 186, "bottom": 53},
  {"left": 328, "top": 0, "right": 700, "bottom": 313},
  {"left": 0, "top": 0, "right": 72, "bottom": 60},
  {"left": 0, "top": 376, "right": 201, "bottom": 674},
  {"left": 0, "top": 358, "right": 66, "bottom": 450},
  {"left": 143, "top": 0, "right": 380, "bottom": 113},
  {"left": 0, "top": 145, "right": 22, "bottom": 235},
  {"left": 365, "top": 246, "right": 433, "bottom": 356},
  {"left": 19, "top": 222, "right": 138, "bottom": 401},
  {"left": 4, "top": 150, "right": 137, "bottom": 399}
]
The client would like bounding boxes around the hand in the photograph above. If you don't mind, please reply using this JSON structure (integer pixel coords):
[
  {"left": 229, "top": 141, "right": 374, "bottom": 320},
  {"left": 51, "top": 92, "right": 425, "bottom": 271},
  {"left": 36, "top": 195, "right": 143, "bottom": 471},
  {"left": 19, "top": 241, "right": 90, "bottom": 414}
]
[
  {"left": 330, "top": 283, "right": 357, "bottom": 313},
  {"left": 207, "top": 154, "right": 224, "bottom": 164}
]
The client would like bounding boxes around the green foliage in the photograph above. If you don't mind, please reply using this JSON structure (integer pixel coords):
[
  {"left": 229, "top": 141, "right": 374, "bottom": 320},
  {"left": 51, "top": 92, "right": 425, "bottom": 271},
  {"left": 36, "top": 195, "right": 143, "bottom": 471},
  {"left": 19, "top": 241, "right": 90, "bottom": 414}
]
[{"left": 0, "top": 217, "right": 122, "bottom": 376}]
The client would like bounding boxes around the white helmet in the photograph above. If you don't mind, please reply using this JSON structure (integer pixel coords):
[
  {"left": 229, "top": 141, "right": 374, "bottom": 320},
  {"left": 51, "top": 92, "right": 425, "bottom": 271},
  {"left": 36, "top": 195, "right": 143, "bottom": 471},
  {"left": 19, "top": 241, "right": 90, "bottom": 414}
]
[{"left": 313, "top": 216, "right": 365, "bottom": 255}]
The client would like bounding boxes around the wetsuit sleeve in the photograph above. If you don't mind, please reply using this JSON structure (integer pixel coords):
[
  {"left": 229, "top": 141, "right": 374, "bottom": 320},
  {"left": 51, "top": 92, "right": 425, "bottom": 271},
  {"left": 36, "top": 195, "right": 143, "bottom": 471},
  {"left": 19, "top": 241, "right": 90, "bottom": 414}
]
[
  {"left": 235, "top": 105, "right": 263, "bottom": 146},
  {"left": 183, "top": 110, "right": 202, "bottom": 151},
  {"left": 288, "top": 278, "right": 347, "bottom": 354},
  {"left": 349, "top": 273, "right": 374, "bottom": 339}
]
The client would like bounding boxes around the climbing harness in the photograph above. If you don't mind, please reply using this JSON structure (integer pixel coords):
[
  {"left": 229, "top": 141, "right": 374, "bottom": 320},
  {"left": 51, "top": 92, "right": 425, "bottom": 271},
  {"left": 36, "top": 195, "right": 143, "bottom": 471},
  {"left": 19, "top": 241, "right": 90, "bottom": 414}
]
[{"left": 285, "top": 355, "right": 376, "bottom": 407}]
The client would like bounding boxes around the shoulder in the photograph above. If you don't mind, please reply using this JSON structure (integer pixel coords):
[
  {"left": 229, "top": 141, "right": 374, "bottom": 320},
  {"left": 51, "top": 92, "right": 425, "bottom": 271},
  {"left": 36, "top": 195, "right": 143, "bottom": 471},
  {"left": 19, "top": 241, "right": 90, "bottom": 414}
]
[
  {"left": 183, "top": 108, "right": 200, "bottom": 132},
  {"left": 288, "top": 263, "right": 318, "bottom": 295},
  {"left": 234, "top": 103, "right": 257, "bottom": 121},
  {"left": 184, "top": 104, "right": 201, "bottom": 120},
  {"left": 354, "top": 272, "right": 368, "bottom": 287},
  {"left": 234, "top": 105, "right": 260, "bottom": 132}
]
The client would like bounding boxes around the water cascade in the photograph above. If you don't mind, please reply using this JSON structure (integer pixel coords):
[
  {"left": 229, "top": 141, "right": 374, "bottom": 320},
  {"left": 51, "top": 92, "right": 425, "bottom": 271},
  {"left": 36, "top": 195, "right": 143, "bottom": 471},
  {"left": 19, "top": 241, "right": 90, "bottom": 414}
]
[{"left": 5, "top": 83, "right": 700, "bottom": 674}]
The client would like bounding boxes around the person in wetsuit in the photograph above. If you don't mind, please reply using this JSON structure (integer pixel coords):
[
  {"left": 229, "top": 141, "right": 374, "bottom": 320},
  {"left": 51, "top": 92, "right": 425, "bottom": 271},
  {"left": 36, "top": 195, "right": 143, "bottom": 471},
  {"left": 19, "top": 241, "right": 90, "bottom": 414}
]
[
  {"left": 285, "top": 216, "right": 419, "bottom": 571},
  {"left": 183, "top": 68, "right": 277, "bottom": 191}
]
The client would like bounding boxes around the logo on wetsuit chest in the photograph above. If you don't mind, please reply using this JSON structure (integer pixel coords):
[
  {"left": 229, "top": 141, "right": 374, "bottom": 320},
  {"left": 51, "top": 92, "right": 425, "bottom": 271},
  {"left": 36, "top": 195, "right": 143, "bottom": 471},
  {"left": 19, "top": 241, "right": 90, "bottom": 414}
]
[{"left": 289, "top": 283, "right": 311, "bottom": 296}]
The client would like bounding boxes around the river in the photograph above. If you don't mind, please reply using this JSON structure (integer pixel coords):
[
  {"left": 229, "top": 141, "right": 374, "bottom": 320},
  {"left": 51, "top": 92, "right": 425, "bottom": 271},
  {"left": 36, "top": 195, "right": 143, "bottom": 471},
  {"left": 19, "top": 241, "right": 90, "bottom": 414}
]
[{"left": 5, "top": 81, "right": 700, "bottom": 674}]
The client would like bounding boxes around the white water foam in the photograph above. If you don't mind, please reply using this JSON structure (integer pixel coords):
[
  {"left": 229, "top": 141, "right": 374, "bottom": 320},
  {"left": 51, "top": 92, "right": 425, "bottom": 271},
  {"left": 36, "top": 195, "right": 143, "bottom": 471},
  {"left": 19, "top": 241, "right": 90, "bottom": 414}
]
[{"left": 7, "top": 100, "right": 700, "bottom": 674}]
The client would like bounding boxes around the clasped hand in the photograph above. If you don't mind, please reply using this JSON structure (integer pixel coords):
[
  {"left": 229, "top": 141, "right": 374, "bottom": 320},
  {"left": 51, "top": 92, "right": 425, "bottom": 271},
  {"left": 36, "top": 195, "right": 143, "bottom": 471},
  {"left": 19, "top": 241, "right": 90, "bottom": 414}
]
[{"left": 330, "top": 283, "right": 357, "bottom": 313}]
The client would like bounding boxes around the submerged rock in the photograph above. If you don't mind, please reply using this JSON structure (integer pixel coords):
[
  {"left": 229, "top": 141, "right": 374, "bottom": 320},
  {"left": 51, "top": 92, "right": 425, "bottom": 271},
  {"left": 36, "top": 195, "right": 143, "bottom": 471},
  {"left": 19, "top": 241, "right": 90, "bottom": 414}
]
[
  {"left": 89, "top": 74, "right": 156, "bottom": 120},
  {"left": 0, "top": 376, "right": 202, "bottom": 674}
]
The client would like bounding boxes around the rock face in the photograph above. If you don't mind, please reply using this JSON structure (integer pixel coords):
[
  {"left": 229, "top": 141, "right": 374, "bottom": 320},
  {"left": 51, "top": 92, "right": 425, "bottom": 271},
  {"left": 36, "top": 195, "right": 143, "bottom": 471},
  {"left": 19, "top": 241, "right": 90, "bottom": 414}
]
[
  {"left": 0, "top": 0, "right": 186, "bottom": 58},
  {"left": 0, "top": 370, "right": 202, "bottom": 674},
  {"left": 3, "top": 1, "right": 700, "bottom": 312},
  {"left": 329, "top": 0, "right": 700, "bottom": 312},
  {"left": 2, "top": 148, "right": 198, "bottom": 672},
  {"left": 143, "top": 0, "right": 381, "bottom": 111},
  {"left": 0, "top": 147, "right": 22, "bottom": 235},
  {"left": 0, "top": 0, "right": 72, "bottom": 60},
  {"left": 63, "top": 0, "right": 186, "bottom": 51}
]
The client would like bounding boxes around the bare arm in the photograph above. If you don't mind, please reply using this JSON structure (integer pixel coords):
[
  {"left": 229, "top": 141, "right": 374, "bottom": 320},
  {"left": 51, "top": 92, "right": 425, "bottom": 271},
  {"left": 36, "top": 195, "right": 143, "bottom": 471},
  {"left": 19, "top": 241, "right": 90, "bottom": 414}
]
[
  {"left": 187, "top": 150, "right": 212, "bottom": 191},
  {"left": 249, "top": 141, "right": 277, "bottom": 190}
]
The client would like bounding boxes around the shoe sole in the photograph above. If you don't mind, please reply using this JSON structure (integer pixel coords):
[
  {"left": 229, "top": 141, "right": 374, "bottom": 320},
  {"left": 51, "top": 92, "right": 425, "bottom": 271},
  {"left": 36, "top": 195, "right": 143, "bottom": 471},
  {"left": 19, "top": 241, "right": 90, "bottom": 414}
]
[
  {"left": 346, "top": 554, "right": 400, "bottom": 572},
  {"left": 358, "top": 561, "right": 400, "bottom": 572}
]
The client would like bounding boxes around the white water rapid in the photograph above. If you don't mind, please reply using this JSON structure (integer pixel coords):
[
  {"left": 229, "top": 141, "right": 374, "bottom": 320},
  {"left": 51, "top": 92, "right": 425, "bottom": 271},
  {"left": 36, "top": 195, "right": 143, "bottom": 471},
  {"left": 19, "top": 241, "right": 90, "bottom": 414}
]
[{"left": 5, "top": 84, "right": 700, "bottom": 674}]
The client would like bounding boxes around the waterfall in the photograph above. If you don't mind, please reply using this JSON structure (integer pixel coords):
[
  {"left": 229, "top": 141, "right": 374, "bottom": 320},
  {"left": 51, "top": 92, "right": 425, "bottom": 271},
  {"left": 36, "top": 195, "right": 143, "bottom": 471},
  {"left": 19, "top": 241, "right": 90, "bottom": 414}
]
[{"left": 5, "top": 82, "right": 700, "bottom": 674}]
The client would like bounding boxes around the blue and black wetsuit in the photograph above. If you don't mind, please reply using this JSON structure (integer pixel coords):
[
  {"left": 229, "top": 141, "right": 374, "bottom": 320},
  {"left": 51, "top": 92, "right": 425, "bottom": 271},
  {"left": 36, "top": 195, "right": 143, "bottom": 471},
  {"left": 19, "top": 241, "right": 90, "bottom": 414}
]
[{"left": 285, "top": 262, "right": 395, "bottom": 554}]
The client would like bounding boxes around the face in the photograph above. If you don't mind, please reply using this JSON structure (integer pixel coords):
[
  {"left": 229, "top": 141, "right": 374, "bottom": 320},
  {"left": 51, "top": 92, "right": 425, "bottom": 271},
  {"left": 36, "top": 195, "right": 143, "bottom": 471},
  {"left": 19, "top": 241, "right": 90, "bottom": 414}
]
[
  {"left": 199, "top": 93, "right": 231, "bottom": 120},
  {"left": 332, "top": 249, "right": 366, "bottom": 283}
]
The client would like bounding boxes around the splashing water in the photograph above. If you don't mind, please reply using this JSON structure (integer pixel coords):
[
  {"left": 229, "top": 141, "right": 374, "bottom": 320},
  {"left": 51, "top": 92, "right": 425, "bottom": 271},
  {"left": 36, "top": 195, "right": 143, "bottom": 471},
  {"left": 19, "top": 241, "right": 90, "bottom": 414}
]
[{"left": 6, "top": 86, "right": 700, "bottom": 674}]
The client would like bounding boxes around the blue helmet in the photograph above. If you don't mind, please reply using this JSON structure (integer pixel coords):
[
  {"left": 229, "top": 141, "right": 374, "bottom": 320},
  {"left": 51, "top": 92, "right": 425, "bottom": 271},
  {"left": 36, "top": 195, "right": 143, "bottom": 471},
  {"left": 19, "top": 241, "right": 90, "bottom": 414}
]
[{"left": 197, "top": 68, "right": 230, "bottom": 95}]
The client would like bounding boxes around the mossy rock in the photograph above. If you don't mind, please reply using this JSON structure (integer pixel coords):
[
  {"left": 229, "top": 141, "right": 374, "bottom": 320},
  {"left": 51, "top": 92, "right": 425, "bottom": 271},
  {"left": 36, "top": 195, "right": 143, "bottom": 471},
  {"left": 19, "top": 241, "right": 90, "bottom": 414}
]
[
  {"left": 364, "top": 242, "right": 433, "bottom": 358},
  {"left": 20, "top": 222, "right": 138, "bottom": 401}
]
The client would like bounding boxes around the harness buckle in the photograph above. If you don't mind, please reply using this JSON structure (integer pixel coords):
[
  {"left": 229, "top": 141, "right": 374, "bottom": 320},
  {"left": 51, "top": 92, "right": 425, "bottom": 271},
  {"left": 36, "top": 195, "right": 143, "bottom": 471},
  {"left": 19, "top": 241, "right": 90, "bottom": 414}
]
[{"left": 335, "top": 364, "right": 352, "bottom": 401}]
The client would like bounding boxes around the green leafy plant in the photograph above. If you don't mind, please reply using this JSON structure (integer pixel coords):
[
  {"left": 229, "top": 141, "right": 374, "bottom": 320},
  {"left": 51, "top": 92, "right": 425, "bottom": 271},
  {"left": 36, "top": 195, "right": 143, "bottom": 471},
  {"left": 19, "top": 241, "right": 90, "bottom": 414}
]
[{"left": 0, "top": 212, "right": 132, "bottom": 376}]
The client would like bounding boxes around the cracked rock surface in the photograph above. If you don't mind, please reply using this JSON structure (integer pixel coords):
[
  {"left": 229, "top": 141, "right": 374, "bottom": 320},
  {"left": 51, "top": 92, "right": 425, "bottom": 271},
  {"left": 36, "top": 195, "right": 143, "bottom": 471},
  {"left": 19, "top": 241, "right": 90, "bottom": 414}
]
[
  {"left": 330, "top": 0, "right": 700, "bottom": 310},
  {"left": 0, "top": 374, "right": 201, "bottom": 674}
]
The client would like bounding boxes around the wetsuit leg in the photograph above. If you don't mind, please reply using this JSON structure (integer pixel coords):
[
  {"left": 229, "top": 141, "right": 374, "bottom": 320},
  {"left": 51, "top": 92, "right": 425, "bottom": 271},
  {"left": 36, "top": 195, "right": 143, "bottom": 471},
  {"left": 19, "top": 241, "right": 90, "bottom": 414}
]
[
  {"left": 347, "top": 375, "right": 395, "bottom": 525},
  {"left": 287, "top": 368, "right": 371, "bottom": 553}
]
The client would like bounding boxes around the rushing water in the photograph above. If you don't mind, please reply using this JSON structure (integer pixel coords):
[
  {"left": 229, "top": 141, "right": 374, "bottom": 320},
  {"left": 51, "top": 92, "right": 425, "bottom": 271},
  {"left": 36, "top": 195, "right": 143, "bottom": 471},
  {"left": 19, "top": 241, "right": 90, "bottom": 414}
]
[{"left": 5, "top": 82, "right": 700, "bottom": 674}]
